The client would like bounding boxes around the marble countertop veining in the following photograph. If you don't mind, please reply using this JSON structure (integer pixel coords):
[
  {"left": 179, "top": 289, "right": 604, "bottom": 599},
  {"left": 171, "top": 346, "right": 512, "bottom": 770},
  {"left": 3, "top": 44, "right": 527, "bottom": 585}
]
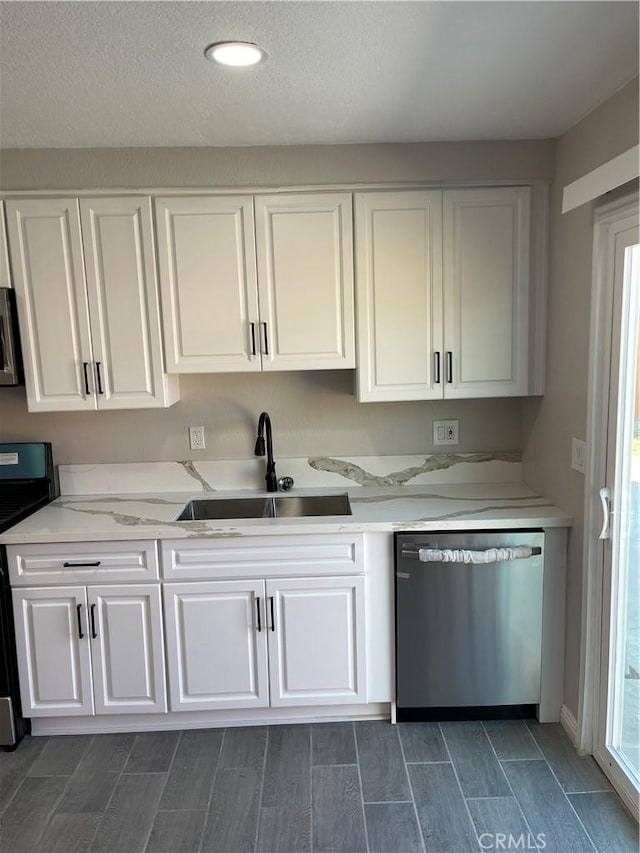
[{"left": 0, "top": 482, "right": 571, "bottom": 545}]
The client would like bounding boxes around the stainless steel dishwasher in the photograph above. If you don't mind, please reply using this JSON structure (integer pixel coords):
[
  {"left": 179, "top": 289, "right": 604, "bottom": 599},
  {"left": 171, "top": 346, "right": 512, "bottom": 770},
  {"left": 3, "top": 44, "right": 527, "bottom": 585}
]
[{"left": 395, "top": 530, "right": 544, "bottom": 721}]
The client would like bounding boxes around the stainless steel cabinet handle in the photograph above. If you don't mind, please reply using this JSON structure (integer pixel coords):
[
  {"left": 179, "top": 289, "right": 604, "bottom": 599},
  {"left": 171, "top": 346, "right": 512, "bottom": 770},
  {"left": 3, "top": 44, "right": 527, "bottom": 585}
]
[
  {"left": 249, "top": 322, "right": 257, "bottom": 356},
  {"left": 90, "top": 604, "right": 98, "bottom": 639},
  {"left": 434, "top": 351, "right": 441, "bottom": 384},
  {"left": 446, "top": 351, "right": 453, "bottom": 384},
  {"left": 95, "top": 362, "right": 104, "bottom": 395},
  {"left": 63, "top": 561, "right": 101, "bottom": 567},
  {"left": 261, "top": 322, "right": 269, "bottom": 356},
  {"left": 76, "top": 604, "right": 84, "bottom": 640},
  {"left": 269, "top": 596, "right": 275, "bottom": 631},
  {"left": 256, "top": 597, "right": 262, "bottom": 632}
]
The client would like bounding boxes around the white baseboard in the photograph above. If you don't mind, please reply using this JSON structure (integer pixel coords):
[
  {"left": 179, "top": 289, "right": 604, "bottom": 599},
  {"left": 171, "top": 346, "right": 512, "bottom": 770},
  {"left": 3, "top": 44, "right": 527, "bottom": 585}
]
[
  {"left": 30, "top": 702, "right": 389, "bottom": 736},
  {"left": 560, "top": 703, "right": 578, "bottom": 746}
]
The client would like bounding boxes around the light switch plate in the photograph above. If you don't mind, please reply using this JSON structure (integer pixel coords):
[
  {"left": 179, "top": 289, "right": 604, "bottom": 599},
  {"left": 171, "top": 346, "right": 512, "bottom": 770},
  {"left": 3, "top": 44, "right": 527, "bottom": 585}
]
[
  {"left": 433, "top": 419, "right": 459, "bottom": 445},
  {"left": 571, "top": 437, "right": 586, "bottom": 474}
]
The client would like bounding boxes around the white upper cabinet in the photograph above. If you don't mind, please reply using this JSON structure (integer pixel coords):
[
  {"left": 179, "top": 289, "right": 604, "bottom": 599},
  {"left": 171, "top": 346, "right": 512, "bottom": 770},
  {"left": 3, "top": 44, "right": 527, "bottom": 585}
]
[
  {"left": 155, "top": 196, "right": 260, "bottom": 373},
  {"left": 355, "top": 191, "right": 443, "bottom": 401},
  {"left": 0, "top": 202, "right": 12, "bottom": 288},
  {"left": 155, "top": 192, "right": 354, "bottom": 373},
  {"left": 355, "top": 186, "right": 535, "bottom": 401},
  {"left": 79, "top": 197, "right": 179, "bottom": 409},
  {"left": 443, "top": 187, "right": 531, "bottom": 398},
  {"left": 5, "top": 196, "right": 178, "bottom": 412},
  {"left": 5, "top": 198, "right": 96, "bottom": 411},
  {"left": 254, "top": 193, "right": 354, "bottom": 370}
]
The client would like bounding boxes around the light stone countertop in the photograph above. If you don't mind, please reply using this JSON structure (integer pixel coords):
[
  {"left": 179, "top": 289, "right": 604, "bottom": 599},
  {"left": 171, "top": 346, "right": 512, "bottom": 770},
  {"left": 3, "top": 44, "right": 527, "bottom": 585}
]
[{"left": 0, "top": 482, "right": 571, "bottom": 545}]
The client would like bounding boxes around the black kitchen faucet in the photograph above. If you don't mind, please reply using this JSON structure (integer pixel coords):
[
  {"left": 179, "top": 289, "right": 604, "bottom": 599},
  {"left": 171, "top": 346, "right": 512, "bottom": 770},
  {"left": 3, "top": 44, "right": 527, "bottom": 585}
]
[{"left": 254, "top": 411, "right": 278, "bottom": 493}]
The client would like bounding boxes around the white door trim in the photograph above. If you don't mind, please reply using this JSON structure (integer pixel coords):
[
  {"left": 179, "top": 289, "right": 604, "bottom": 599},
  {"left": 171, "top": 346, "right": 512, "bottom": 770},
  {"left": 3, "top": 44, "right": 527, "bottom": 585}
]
[{"left": 578, "top": 192, "right": 639, "bottom": 819}]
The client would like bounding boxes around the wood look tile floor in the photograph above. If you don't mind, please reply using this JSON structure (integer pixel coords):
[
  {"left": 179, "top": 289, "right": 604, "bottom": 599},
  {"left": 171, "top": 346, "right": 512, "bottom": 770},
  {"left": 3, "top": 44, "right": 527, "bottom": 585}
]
[{"left": 0, "top": 720, "right": 637, "bottom": 853}]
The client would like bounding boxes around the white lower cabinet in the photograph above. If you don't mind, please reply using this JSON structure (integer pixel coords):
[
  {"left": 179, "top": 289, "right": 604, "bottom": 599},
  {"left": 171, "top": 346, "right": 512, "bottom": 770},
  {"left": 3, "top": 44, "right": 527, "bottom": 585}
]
[
  {"left": 12, "top": 584, "right": 167, "bottom": 717},
  {"left": 163, "top": 575, "right": 366, "bottom": 712},
  {"left": 163, "top": 580, "right": 269, "bottom": 711},
  {"left": 12, "top": 586, "right": 93, "bottom": 717},
  {"left": 267, "top": 577, "right": 366, "bottom": 706}
]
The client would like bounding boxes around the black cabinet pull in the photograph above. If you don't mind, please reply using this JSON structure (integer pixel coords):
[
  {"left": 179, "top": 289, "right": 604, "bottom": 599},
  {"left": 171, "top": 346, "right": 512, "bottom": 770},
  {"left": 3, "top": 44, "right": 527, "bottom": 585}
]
[
  {"left": 261, "top": 322, "right": 269, "bottom": 356},
  {"left": 256, "top": 597, "right": 262, "bottom": 632},
  {"left": 63, "top": 561, "right": 101, "bottom": 568},
  {"left": 269, "top": 596, "right": 275, "bottom": 631},
  {"left": 82, "top": 362, "right": 91, "bottom": 395},
  {"left": 249, "top": 322, "right": 257, "bottom": 356},
  {"left": 95, "top": 362, "right": 104, "bottom": 395},
  {"left": 76, "top": 604, "right": 84, "bottom": 640},
  {"left": 434, "top": 351, "right": 441, "bottom": 384},
  {"left": 90, "top": 604, "right": 97, "bottom": 639},
  {"left": 446, "top": 351, "right": 453, "bottom": 384}
]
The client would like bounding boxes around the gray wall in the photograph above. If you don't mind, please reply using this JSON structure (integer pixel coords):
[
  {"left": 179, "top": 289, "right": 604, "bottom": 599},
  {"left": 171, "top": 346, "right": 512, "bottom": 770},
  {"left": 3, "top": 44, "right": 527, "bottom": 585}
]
[
  {"left": 0, "top": 139, "right": 553, "bottom": 464},
  {"left": 0, "top": 140, "right": 554, "bottom": 190},
  {"left": 522, "top": 77, "right": 640, "bottom": 718},
  {"left": 0, "top": 373, "right": 523, "bottom": 465}
]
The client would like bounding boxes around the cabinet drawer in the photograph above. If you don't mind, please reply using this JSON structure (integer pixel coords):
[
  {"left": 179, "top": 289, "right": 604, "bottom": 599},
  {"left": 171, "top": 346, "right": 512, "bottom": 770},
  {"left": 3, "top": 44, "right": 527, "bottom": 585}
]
[
  {"left": 7, "top": 540, "right": 159, "bottom": 585},
  {"left": 161, "top": 534, "right": 364, "bottom": 580}
]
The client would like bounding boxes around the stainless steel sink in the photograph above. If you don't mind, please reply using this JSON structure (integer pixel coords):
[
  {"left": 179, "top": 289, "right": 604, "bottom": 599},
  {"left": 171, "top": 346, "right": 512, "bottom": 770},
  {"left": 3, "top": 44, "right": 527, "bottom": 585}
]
[
  {"left": 176, "top": 497, "right": 271, "bottom": 520},
  {"left": 176, "top": 493, "right": 351, "bottom": 521},
  {"left": 272, "top": 494, "right": 351, "bottom": 517}
]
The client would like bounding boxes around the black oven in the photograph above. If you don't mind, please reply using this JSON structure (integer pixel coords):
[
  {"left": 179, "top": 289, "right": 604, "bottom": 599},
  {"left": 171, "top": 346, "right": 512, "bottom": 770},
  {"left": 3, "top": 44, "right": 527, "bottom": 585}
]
[{"left": 0, "top": 442, "right": 56, "bottom": 748}]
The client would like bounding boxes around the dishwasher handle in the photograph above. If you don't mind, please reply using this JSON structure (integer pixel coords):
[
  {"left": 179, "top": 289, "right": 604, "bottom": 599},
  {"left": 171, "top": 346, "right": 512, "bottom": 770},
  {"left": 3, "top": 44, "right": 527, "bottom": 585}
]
[{"left": 401, "top": 545, "right": 542, "bottom": 564}]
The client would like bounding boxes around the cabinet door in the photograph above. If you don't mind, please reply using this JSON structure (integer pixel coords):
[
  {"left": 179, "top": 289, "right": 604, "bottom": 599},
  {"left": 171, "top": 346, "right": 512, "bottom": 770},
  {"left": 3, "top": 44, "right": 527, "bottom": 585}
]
[
  {"left": 443, "top": 187, "right": 530, "bottom": 398},
  {"left": 254, "top": 193, "right": 354, "bottom": 370},
  {"left": 11, "top": 587, "right": 94, "bottom": 717},
  {"left": 88, "top": 585, "right": 167, "bottom": 715},
  {"left": 155, "top": 196, "right": 259, "bottom": 373},
  {"left": 5, "top": 198, "right": 96, "bottom": 411},
  {"left": 0, "top": 202, "right": 11, "bottom": 288},
  {"left": 80, "top": 197, "right": 178, "bottom": 409},
  {"left": 266, "top": 576, "right": 367, "bottom": 706},
  {"left": 355, "top": 191, "right": 443, "bottom": 401},
  {"left": 163, "top": 581, "right": 268, "bottom": 711}
]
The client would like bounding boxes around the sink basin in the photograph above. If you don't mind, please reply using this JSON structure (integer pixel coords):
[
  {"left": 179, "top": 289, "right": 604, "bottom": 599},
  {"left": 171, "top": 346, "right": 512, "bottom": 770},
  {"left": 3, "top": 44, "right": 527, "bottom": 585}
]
[
  {"left": 176, "top": 493, "right": 351, "bottom": 521},
  {"left": 272, "top": 494, "right": 351, "bottom": 517},
  {"left": 176, "top": 497, "right": 270, "bottom": 520}
]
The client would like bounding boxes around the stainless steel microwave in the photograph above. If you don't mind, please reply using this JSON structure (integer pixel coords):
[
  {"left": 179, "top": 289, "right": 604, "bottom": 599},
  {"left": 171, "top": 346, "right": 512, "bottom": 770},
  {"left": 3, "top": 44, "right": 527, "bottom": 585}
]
[{"left": 0, "top": 288, "right": 23, "bottom": 386}]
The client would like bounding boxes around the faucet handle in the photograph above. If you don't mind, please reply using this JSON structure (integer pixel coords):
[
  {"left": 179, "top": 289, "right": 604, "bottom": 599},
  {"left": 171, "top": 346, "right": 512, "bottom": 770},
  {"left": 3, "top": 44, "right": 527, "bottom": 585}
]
[{"left": 278, "top": 476, "right": 295, "bottom": 491}]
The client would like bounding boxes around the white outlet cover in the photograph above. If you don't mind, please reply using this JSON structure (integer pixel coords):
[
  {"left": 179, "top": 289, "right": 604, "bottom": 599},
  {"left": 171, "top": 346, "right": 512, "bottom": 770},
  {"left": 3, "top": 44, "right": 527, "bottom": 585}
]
[
  {"left": 189, "top": 426, "right": 206, "bottom": 450},
  {"left": 433, "top": 419, "right": 459, "bottom": 445},
  {"left": 571, "top": 437, "right": 586, "bottom": 474}
]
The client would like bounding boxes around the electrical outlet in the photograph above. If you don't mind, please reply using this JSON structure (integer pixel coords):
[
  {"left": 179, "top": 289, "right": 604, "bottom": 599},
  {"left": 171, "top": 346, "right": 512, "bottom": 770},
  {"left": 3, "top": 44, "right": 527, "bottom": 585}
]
[
  {"left": 433, "top": 419, "right": 459, "bottom": 446},
  {"left": 189, "top": 426, "right": 206, "bottom": 450},
  {"left": 571, "top": 437, "right": 586, "bottom": 474}
]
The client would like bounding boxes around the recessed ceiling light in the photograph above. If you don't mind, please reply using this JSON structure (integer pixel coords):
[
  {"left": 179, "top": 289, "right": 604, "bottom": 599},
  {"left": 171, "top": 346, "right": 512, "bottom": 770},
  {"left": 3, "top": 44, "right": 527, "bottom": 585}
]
[{"left": 204, "top": 41, "right": 267, "bottom": 67}]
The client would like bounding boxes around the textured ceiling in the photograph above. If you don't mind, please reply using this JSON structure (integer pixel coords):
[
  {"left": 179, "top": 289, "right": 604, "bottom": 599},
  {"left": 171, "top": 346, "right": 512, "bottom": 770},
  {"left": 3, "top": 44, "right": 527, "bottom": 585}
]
[{"left": 0, "top": 1, "right": 638, "bottom": 149}]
